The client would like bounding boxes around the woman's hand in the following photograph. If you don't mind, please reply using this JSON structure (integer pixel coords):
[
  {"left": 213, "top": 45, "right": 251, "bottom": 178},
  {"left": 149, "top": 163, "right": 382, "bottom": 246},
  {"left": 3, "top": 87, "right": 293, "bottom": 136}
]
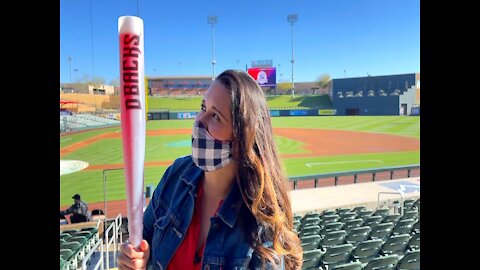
[{"left": 117, "top": 239, "right": 150, "bottom": 270}]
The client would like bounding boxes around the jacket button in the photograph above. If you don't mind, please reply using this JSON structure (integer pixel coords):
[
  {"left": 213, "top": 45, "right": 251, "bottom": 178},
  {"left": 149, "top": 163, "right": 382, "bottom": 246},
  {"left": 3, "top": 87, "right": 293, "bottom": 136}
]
[{"left": 204, "top": 264, "right": 210, "bottom": 270}]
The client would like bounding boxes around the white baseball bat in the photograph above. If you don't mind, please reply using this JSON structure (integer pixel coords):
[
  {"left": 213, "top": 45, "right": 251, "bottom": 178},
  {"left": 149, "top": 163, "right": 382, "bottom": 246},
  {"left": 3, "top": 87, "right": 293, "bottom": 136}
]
[{"left": 118, "top": 15, "right": 145, "bottom": 248}]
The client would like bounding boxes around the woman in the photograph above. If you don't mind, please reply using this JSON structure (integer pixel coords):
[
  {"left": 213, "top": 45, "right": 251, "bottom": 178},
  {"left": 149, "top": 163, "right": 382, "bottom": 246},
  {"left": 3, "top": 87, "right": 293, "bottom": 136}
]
[{"left": 118, "top": 70, "right": 302, "bottom": 270}]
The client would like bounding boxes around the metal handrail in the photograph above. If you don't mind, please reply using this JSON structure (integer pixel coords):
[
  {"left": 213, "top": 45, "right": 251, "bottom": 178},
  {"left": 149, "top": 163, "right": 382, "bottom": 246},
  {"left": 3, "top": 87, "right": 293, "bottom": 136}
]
[
  {"left": 81, "top": 238, "right": 104, "bottom": 270},
  {"left": 104, "top": 221, "right": 116, "bottom": 269}
]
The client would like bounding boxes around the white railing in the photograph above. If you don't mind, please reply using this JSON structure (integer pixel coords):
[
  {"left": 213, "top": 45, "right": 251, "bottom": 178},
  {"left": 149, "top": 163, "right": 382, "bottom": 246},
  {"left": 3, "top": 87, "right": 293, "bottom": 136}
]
[{"left": 81, "top": 238, "right": 104, "bottom": 270}]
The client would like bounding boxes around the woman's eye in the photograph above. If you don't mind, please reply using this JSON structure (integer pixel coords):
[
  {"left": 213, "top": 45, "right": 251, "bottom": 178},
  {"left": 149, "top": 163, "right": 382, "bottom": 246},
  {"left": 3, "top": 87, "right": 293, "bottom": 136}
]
[{"left": 213, "top": 114, "right": 220, "bottom": 120}]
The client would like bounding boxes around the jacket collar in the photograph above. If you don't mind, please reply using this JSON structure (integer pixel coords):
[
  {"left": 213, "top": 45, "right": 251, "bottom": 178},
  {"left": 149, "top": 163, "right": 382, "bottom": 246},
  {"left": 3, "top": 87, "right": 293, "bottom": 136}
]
[{"left": 180, "top": 158, "right": 243, "bottom": 229}]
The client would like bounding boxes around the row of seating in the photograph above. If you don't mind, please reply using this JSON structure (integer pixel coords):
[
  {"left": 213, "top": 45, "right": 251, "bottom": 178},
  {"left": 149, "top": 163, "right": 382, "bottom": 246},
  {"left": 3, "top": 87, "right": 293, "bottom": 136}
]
[
  {"left": 60, "top": 227, "right": 99, "bottom": 270},
  {"left": 295, "top": 197, "right": 420, "bottom": 269},
  {"left": 303, "top": 249, "right": 420, "bottom": 270}
]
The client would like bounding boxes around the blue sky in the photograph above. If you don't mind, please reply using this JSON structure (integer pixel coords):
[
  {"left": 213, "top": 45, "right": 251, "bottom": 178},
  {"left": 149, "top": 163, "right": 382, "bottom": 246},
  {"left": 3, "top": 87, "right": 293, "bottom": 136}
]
[{"left": 60, "top": 0, "right": 419, "bottom": 84}]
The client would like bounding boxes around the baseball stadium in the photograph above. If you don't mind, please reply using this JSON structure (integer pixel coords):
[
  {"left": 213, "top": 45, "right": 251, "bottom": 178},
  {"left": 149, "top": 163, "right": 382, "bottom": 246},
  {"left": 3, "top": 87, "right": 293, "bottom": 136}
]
[{"left": 60, "top": 71, "right": 420, "bottom": 270}]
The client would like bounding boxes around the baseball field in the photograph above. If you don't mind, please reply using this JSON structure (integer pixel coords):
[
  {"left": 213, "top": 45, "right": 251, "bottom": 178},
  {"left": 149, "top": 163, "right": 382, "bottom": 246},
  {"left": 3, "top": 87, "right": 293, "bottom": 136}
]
[{"left": 60, "top": 115, "right": 419, "bottom": 210}]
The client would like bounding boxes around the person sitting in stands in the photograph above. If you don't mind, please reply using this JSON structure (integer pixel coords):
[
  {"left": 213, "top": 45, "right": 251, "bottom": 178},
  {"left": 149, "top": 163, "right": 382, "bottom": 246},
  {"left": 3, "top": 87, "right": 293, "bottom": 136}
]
[{"left": 60, "top": 194, "right": 89, "bottom": 223}]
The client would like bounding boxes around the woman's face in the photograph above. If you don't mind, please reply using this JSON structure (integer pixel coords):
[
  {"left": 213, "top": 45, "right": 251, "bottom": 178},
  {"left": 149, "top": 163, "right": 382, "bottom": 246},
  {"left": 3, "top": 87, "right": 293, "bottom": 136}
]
[{"left": 195, "top": 81, "right": 234, "bottom": 142}]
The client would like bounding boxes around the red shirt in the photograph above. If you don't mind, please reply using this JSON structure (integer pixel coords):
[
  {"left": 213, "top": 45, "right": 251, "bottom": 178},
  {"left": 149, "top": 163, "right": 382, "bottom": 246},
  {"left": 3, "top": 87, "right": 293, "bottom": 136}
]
[{"left": 167, "top": 182, "right": 224, "bottom": 270}]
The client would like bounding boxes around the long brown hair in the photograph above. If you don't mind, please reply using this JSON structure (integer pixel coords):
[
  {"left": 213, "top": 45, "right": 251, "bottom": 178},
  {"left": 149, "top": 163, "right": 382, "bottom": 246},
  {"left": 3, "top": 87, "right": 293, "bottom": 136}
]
[{"left": 216, "top": 70, "right": 303, "bottom": 269}]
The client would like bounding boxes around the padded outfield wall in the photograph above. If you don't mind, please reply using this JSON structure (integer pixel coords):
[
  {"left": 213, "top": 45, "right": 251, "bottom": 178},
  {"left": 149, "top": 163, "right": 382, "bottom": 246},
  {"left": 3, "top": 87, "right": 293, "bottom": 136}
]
[{"left": 332, "top": 73, "right": 417, "bottom": 116}]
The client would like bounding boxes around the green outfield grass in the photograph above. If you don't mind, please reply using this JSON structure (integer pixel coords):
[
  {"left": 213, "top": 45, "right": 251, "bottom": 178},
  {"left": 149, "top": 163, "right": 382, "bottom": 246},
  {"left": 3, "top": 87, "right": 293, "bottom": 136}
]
[
  {"left": 147, "top": 94, "right": 332, "bottom": 110},
  {"left": 60, "top": 116, "right": 420, "bottom": 206}
]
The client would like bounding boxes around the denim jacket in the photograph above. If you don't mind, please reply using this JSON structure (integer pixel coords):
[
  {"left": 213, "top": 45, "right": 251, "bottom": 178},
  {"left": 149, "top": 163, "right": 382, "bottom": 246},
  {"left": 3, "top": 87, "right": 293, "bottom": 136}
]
[{"left": 143, "top": 155, "right": 284, "bottom": 270}]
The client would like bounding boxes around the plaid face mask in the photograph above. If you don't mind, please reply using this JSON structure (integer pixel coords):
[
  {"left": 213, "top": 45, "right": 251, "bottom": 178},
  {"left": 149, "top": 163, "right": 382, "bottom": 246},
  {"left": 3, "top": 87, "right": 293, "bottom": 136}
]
[{"left": 191, "top": 121, "right": 233, "bottom": 171}]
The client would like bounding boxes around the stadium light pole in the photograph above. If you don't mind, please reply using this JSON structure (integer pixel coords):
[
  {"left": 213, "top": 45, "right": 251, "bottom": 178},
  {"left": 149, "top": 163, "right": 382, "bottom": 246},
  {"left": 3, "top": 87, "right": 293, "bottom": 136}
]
[
  {"left": 287, "top": 14, "right": 297, "bottom": 99},
  {"left": 74, "top": 68, "right": 79, "bottom": 82},
  {"left": 68, "top": 56, "right": 72, "bottom": 83},
  {"left": 208, "top": 16, "right": 217, "bottom": 80}
]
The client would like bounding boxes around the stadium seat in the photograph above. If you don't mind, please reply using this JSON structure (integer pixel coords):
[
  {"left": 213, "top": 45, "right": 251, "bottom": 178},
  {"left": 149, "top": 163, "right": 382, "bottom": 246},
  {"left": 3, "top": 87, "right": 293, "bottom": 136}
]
[
  {"left": 319, "top": 222, "right": 344, "bottom": 237},
  {"left": 350, "top": 239, "right": 383, "bottom": 263},
  {"left": 345, "top": 226, "right": 371, "bottom": 247},
  {"left": 397, "top": 249, "right": 420, "bottom": 270},
  {"left": 373, "top": 208, "right": 390, "bottom": 219},
  {"left": 352, "top": 206, "right": 366, "bottom": 214},
  {"left": 342, "top": 218, "right": 364, "bottom": 233},
  {"left": 369, "top": 222, "right": 395, "bottom": 241},
  {"left": 336, "top": 208, "right": 352, "bottom": 215},
  {"left": 60, "top": 249, "right": 76, "bottom": 270},
  {"left": 411, "top": 220, "right": 420, "bottom": 235},
  {"left": 357, "top": 210, "right": 374, "bottom": 221},
  {"left": 304, "top": 212, "right": 321, "bottom": 220},
  {"left": 319, "top": 214, "right": 341, "bottom": 227},
  {"left": 318, "top": 243, "right": 353, "bottom": 269},
  {"left": 407, "top": 233, "right": 420, "bottom": 250},
  {"left": 299, "top": 225, "right": 321, "bottom": 238},
  {"left": 301, "top": 249, "right": 324, "bottom": 270},
  {"left": 382, "top": 214, "right": 401, "bottom": 224},
  {"left": 60, "top": 233, "right": 71, "bottom": 241},
  {"left": 403, "top": 199, "right": 416, "bottom": 210},
  {"left": 361, "top": 254, "right": 399, "bottom": 270},
  {"left": 380, "top": 234, "right": 411, "bottom": 256},
  {"left": 300, "top": 235, "right": 321, "bottom": 251},
  {"left": 363, "top": 215, "right": 383, "bottom": 228},
  {"left": 301, "top": 217, "right": 321, "bottom": 229},
  {"left": 330, "top": 261, "right": 362, "bottom": 270},
  {"left": 319, "top": 230, "right": 347, "bottom": 249},
  {"left": 321, "top": 210, "right": 337, "bottom": 217},
  {"left": 61, "top": 229, "right": 78, "bottom": 235},
  {"left": 400, "top": 210, "right": 418, "bottom": 221},
  {"left": 339, "top": 211, "right": 357, "bottom": 222},
  {"left": 391, "top": 219, "right": 415, "bottom": 236}
]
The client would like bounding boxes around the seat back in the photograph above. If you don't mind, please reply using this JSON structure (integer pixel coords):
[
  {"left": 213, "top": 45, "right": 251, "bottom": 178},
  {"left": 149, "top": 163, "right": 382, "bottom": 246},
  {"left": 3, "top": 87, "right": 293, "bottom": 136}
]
[
  {"left": 350, "top": 239, "right": 383, "bottom": 263},
  {"left": 331, "top": 261, "right": 362, "bottom": 270},
  {"left": 319, "top": 230, "right": 347, "bottom": 248},
  {"left": 369, "top": 222, "right": 394, "bottom": 240},
  {"left": 319, "top": 222, "right": 344, "bottom": 237},
  {"left": 319, "top": 243, "right": 353, "bottom": 268},
  {"left": 381, "top": 234, "right": 411, "bottom": 256},
  {"left": 408, "top": 233, "right": 420, "bottom": 250},
  {"left": 345, "top": 226, "right": 371, "bottom": 246},
  {"left": 362, "top": 254, "right": 399, "bottom": 270},
  {"left": 392, "top": 219, "right": 415, "bottom": 235},
  {"left": 397, "top": 249, "right": 420, "bottom": 270},
  {"left": 301, "top": 249, "right": 324, "bottom": 269}
]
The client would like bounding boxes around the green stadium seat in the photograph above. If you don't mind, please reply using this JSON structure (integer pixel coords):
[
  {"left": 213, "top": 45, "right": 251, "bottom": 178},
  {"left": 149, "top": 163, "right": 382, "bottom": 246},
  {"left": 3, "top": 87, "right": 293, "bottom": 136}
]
[
  {"left": 369, "top": 222, "right": 395, "bottom": 241},
  {"left": 350, "top": 239, "right": 383, "bottom": 263},
  {"left": 330, "top": 261, "right": 362, "bottom": 270},
  {"left": 318, "top": 243, "right": 353, "bottom": 269},
  {"left": 342, "top": 218, "right": 364, "bottom": 233},
  {"left": 363, "top": 215, "right": 383, "bottom": 228},
  {"left": 373, "top": 208, "right": 390, "bottom": 219},
  {"left": 345, "top": 226, "right": 371, "bottom": 247},
  {"left": 391, "top": 219, "right": 415, "bottom": 235},
  {"left": 299, "top": 225, "right": 321, "bottom": 238},
  {"left": 301, "top": 217, "right": 321, "bottom": 229},
  {"left": 319, "top": 230, "right": 347, "bottom": 249},
  {"left": 382, "top": 214, "right": 401, "bottom": 224},
  {"left": 339, "top": 211, "right": 357, "bottom": 223},
  {"left": 380, "top": 233, "right": 411, "bottom": 256},
  {"left": 300, "top": 235, "right": 321, "bottom": 251},
  {"left": 400, "top": 210, "right": 418, "bottom": 221},
  {"left": 60, "top": 249, "right": 76, "bottom": 270},
  {"left": 301, "top": 249, "right": 324, "bottom": 270},
  {"left": 303, "top": 212, "right": 321, "bottom": 220},
  {"left": 408, "top": 233, "right": 420, "bottom": 250},
  {"left": 319, "top": 214, "right": 341, "bottom": 227},
  {"left": 61, "top": 229, "right": 78, "bottom": 235},
  {"left": 60, "top": 233, "right": 71, "bottom": 241},
  {"left": 336, "top": 208, "right": 352, "bottom": 215},
  {"left": 321, "top": 209, "right": 337, "bottom": 217},
  {"left": 362, "top": 254, "right": 399, "bottom": 270},
  {"left": 411, "top": 220, "right": 420, "bottom": 235},
  {"left": 403, "top": 199, "right": 416, "bottom": 209},
  {"left": 357, "top": 210, "right": 374, "bottom": 221},
  {"left": 397, "top": 249, "right": 420, "bottom": 270},
  {"left": 352, "top": 206, "right": 366, "bottom": 214},
  {"left": 319, "top": 222, "right": 344, "bottom": 237}
]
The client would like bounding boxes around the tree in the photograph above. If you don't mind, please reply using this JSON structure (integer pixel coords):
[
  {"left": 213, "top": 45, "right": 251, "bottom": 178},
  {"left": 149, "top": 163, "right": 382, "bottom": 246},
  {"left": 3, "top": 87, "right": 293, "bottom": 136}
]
[
  {"left": 276, "top": 81, "right": 293, "bottom": 95},
  {"left": 316, "top": 74, "right": 332, "bottom": 95}
]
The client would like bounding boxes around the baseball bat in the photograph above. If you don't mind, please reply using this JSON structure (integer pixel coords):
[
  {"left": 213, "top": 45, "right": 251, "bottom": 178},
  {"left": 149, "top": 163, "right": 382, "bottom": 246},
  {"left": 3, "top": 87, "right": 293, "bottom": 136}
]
[{"left": 118, "top": 15, "right": 145, "bottom": 248}]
